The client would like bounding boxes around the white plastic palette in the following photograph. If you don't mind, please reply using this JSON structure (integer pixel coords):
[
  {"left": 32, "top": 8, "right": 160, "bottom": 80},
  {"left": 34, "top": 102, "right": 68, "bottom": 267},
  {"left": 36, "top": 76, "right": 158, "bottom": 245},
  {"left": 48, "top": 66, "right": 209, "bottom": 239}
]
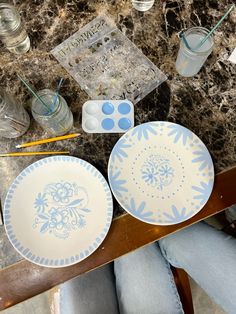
[{"left": 82, "top": 100, "right": 134, "bottom": 133}]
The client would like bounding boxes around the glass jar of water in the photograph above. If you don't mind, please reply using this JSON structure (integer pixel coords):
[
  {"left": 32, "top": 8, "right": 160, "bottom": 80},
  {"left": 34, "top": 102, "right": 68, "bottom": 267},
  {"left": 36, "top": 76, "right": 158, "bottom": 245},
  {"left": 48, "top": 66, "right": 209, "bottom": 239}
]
[
  {"left": 175, "top": 27, "right": 214, "bottom": 77},
  {"left": 0, "top": 3, "right": 30, "bottom": 54},
  {"left": 0, "top": 89, "right": 30, "bottom": 138},
  {"left": 31, "top": 89, "right": 73, "bottom": 136},
  {"left": 131, "top": 0, "right": 155, "bottom": 11}
]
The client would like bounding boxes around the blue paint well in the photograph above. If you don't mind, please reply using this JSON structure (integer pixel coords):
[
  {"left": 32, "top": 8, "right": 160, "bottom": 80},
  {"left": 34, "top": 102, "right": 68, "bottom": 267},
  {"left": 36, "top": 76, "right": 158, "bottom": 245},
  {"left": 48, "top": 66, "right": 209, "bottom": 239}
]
[
  {"left": 102, "top": 118, "right": 114, "bottom": 130},
  {"left": 118, "top": 118, "right": 132, "bottom": 130},
  {"left": 118, "top": 102, "right": 131, "bottom": 114},
  {"left": 102, "top": 102, "right": 114, "bottom": 115}
]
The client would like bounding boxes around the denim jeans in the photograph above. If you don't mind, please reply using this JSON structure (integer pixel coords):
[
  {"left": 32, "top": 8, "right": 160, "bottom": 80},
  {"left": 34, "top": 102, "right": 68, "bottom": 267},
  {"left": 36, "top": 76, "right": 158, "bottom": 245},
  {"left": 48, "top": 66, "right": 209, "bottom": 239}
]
[
  {"left": 225, "top": 204, "right": 236, "bottom": 223},
  {"left": 159, "top": 222, "right": 236, "bottom": 314},
  {"left": 60, "top": 222, "right": 236, "bottom": 314}
]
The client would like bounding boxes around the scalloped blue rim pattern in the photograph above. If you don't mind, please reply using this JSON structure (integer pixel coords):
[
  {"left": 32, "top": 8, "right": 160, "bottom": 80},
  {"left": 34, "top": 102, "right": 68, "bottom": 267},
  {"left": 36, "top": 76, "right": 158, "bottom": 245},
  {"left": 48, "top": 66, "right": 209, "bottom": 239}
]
[
  {"left": 108, "top": 121, "right": 214, "bottom": 225},
  {"left": 4, "top": 156, "right": 113, "bottom": 268}
]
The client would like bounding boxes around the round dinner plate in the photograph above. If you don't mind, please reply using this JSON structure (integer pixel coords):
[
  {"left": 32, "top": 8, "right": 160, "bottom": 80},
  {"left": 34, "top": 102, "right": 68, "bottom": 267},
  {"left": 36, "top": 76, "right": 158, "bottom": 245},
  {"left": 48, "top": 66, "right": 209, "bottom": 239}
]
[
  {"left": 4, "top": 156, "right": 113, "bottom": 267},
  {"left": 108, "top": 122, "right": 214, "bottom": 225}
]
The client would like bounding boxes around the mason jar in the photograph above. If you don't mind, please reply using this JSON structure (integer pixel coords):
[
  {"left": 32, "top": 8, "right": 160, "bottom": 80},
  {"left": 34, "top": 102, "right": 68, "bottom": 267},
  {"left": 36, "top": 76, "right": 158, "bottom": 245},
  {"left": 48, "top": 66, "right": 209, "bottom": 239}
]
[
  {"left": 31, "top": 89, "right": 73, "bottom": 136},
  {"left": 0, "top": 3, "right": 30, "bottom": 54},
  {"left": 175, "top": 27, "right": 214, "bottom": 77},
  {"left": 0, "top": 89, "right": 30, "bottom": 138},
  {"left": 131, "top": 0, "right": 155, "bottom": 11}
]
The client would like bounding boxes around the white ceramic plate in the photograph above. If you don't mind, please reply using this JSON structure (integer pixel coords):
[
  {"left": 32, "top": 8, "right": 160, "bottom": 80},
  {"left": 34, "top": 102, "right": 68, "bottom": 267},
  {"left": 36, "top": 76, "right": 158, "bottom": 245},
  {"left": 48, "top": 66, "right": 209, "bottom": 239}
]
[
  {"left": 4, "top": 156, "right": 113, "bottom": 267},
  {"left": 108, "top": 122, "right": 214, "bottom": 225}
]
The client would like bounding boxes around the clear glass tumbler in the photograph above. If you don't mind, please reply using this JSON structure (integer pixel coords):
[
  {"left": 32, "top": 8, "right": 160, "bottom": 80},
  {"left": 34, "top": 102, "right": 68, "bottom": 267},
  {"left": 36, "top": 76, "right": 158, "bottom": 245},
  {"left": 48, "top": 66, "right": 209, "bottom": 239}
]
[
  {"left": 31, "top": 89, "right": 73, "bottom": 136},
  {"left": 131, "top": 0, "right": 155, "bottom": 12},
  {"left": 0, "top": 3, "right": 30, "bottom": 54},
  {"left": 175, "top": 27, "right": 214, "bottom": 77},
  {"left": 0, "top": 89, "right": 30, "bottom": 138}
]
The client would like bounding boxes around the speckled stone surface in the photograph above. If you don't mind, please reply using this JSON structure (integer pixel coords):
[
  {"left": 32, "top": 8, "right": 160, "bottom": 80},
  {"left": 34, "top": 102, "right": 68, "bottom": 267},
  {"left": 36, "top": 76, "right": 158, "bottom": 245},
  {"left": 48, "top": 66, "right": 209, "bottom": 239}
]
[{"left": 0, "top": 0, "right": 236, "bottom": 267}]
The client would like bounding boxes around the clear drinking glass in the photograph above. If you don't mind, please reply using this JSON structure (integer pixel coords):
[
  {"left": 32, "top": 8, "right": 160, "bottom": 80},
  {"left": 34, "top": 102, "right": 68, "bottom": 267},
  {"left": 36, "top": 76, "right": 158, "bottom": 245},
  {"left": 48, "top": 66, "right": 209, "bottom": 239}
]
[
  {"left": 0, "top": 3, "right": 30, "bottom": 54},
  {"left": 31, "top": 89, "right": 73, "bottom": 136},
  {"left": 175, "top": 27, "right": 214, "bottom": 77},
  {"left": 0, "top": 89, "right": 30, "bottom": 138},
  {"left": 131, "top": 0, "right": 155, "bottom": 11}
]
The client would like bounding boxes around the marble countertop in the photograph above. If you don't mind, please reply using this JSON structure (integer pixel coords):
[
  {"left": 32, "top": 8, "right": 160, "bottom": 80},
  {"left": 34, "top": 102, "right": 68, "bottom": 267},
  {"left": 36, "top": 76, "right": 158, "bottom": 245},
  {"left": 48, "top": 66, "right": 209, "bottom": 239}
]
[{"left": 0, "top": 0, "right": 236, "bottom": 268}]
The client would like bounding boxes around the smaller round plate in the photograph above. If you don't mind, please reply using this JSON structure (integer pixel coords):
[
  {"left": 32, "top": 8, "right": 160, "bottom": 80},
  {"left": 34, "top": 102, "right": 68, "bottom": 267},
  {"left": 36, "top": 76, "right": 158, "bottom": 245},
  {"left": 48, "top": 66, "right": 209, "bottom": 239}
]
[
  {"left": 108, "top": 122, "right": 214, "bottom": 225},
  {"left": 4, "top": 156, "right": 113, "bottom": 267}
]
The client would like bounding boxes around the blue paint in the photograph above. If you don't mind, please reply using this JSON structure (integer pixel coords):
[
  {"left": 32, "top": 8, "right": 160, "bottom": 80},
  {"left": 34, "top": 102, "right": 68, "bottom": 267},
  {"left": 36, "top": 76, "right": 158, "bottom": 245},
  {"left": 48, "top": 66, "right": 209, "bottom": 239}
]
[
  {"left": 118, "top": 118, "right": 132, "bottom": 130},
  {"left": 118, "top": 102, "right": 131, "bottom": 114},
  {"left": 192, "top": 145, "right": 213, "bottom": 171},
  {"left": 102, "top": 118, "right": 114, "bottom": 130},
  {"left": 168, "top": 124, "right": 193, "bottom": 145},
  {"left": 126, "top": 198, "right": 155, "bottom": 223},
  {"left": 132, "top": 122, "right": 158, "bottom": 140},
  {"left": 109, "top": 170, "right": 128, "bottom": 198},
  {"left": 163, "top": 205, "right": 194, "bottom": 224},
  {"left": 141, "top": 154, "right": 174, "bottom": 190},
  {"left": 102, "top": 102, "right": 114, "bottom": 115},
  {"left": 111, "top": 138, "right": 131, "bottom": 162},
  {"left": 192, "top": 180, "right": 213, "bottom": 205}
]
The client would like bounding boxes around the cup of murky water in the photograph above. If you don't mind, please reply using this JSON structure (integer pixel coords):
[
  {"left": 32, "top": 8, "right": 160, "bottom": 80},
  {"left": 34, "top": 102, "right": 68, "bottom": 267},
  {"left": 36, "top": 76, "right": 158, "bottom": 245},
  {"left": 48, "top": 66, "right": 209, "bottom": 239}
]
[
  {"left": 175, "top": 27, "right": 214, "bottom": 77},
  {"left": 31, "top": 89, "right": 73, "bottom": 136}
]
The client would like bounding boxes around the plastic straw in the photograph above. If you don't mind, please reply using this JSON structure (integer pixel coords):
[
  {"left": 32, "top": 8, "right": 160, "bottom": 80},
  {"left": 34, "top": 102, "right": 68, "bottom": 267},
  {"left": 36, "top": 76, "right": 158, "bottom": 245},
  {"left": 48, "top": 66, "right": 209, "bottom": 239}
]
[
  {"left": 195, "top": 4, "right": 235, "bottom": 50},
  {"left": 179, "top": 31, "right": 192, "bottom": 51},
  {"left": 51, "top": 78, "right": 64, "bottom": 108},
  {"left": 181, "top": 4, "right": 235, "bottom": 52},
  {"left": 17, "top": 74, "right": 51, "bottom": 113}
]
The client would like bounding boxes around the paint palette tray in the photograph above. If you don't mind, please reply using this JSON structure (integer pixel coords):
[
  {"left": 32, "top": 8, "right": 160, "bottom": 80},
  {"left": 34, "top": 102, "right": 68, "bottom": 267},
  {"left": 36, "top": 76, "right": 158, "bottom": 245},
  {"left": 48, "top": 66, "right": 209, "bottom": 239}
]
[
  {"left": 51, "top": 15, "right": 167, "bottom": 104},
  {"left": 82, "top": 100, "right": 134, "bottom": 133}
]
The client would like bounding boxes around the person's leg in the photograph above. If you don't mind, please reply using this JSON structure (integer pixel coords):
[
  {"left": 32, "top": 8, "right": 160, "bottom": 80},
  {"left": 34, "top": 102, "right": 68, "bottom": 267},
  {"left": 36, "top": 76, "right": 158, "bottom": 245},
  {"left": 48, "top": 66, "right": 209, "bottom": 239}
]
[
  {"left": 225, "top": 204, "right": 236, "bottom": 223},
  {"left": 159, "top": 222, "right": 236, "bottom": 314},
  {"left": 114, "top": 244, "right": 184, "bottom": 314},
  {"left": 59, "top": 263, "right": 119, "bottom": 314}
]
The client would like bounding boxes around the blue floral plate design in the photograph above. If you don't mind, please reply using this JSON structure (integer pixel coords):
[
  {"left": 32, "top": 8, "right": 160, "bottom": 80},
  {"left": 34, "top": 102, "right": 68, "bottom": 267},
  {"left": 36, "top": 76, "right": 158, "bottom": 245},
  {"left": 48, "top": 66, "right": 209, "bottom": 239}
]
[
  {"left": 108, "top": 122, "right": 214, "bottom": 225},
  {"left": 4, "top": 156, "right": 113, "bottom": 267}
]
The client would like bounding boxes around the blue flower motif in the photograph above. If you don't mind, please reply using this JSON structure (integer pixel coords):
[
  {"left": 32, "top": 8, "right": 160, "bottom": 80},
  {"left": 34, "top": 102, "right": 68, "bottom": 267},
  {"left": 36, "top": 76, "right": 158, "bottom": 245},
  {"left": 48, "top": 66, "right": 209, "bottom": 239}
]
[
  {"left": 141, "top": 155, "right": 174, "bottom": 190},
  {"left": 127, "top": 198, "right": 155, "bottom": 222},
  {"left": 132, "top": 122, "right": 158, "bottom": 141},
  {"left": 163, "top": 205, "right": 194, "bottom": 224},
  {"left": 192, "top": 180, "right": 213, "bottom": 205},
  {"left": 37, "top": 208, "right": 69, "bottom": 234},
  {"left": 50, "top": 182, "right": 73, "bottom": 203},
  {"left": 48, "top": 208, "right": 69, "bottom": 230},
  {"left": 192, "top": 145, "right": 213, "bottom": 171},
  {"left": 142, "top": 167, "right": 158, "bottom": 184},
  {"left": 33, "top": 181, "right": 92, "bottom": 239},
  {"left": 34, "top": 193, "right": 48, "bottom": 212},
  {"left": 159, "top": 165, "right": 174, "bottom": 179},
  {"left": 109, "top": 170, "right": 128, "bottom": 198},
  {"left": 111, "top": 138, "right": 131, "bottom": 163},
  {"left": 168, "top": 124, "right": 193, "bottom": 145}
]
